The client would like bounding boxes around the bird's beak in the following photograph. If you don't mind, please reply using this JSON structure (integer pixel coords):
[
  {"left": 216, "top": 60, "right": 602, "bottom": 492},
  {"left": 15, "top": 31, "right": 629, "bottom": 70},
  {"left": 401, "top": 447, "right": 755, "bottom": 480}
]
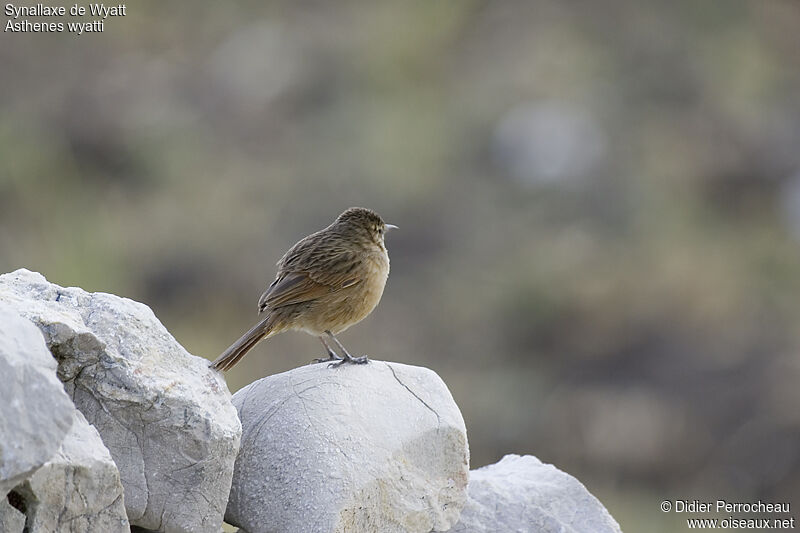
[{"left": 385, "top": 224, "right": 398, "bottom": 231}]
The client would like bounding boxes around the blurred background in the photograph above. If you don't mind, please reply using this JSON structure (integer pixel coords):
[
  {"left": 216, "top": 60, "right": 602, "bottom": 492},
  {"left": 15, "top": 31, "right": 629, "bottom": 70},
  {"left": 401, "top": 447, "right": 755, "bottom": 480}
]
[{"left": 2, "top": 1, "right": 800, "bottom": 530}]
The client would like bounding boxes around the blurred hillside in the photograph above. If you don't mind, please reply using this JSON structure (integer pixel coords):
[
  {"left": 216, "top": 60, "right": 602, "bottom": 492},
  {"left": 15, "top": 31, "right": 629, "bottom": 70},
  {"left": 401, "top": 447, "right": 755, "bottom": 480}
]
[{"left": 2, "top": 1, "right": 800, "bottom": 530}]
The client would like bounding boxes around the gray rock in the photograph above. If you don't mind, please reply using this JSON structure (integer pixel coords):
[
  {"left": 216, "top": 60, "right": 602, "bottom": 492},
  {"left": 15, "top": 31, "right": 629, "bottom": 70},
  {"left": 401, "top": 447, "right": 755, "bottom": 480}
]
[
  {"left": 16, "top": 410, "right": 129, "bottom": 532},
  {"left": 0, "top": 269, "right": 242, "bottom": 533},
  {"left": 0, "top": 497, "right": 26, "bottom": 533},
  {"left": 492, "top": 102, "right": 607, "bottom": 187},
  {"left": 446, "top": 454, "right": 622, "bottom": 533},
  {"left": 226, "top": 361, "right": 469, "bottom": 533},
  {"left": 0, "top": 305, "right": 74, "bottom": 497}
]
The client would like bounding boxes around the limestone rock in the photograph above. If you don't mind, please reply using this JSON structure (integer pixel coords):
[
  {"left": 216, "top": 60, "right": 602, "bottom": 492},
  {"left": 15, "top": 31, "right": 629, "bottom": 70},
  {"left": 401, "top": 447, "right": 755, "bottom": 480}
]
[
  {"left": 446, "top": 454, "right": 622, "bottom": 533},
  {"left": 0, "top": 305, "right": 74, "bottom": 497},
  {"left": 0, "top": 269, "right": 242, "bottom": 533},
  {"left": 15, "top": 410, "right": 129, "bottom": 532},
  {"left": 226, "top": 361, "right": 469, "bottom": 533}
]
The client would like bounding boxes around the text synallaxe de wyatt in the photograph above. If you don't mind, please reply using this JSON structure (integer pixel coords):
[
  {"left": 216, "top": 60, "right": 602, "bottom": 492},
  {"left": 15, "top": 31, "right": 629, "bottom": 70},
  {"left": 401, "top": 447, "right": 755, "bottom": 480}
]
[{"left": 5, "top": 3, "right": 125, "bottom": 19}]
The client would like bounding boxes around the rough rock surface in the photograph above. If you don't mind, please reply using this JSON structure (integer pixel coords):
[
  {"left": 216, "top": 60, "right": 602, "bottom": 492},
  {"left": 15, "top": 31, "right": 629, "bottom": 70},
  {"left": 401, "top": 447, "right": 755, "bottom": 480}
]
[
  {"left": 226, "top": 361, "right": 469, "bottom": 533},
  {"left": 0, "top": 497, "right": 26, "bottom": 533},
  {"left": 0, "top": 269, "right": 242, "bottom": 533},
  {"left": 446, "top": 454, "right": 622, "bottom": 533},
  {"left": 17, "top": 410, "right": 130, "bottom": 532},
  {"left": 0, "top": 305, "right": 74, "bottom": 497}
]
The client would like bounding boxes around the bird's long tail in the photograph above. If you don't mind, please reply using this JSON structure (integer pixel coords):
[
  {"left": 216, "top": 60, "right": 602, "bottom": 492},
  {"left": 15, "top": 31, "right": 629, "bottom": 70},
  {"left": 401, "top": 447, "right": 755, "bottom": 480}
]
[{"left": 210, "top": 314, "right": 276, "bottom": 372}]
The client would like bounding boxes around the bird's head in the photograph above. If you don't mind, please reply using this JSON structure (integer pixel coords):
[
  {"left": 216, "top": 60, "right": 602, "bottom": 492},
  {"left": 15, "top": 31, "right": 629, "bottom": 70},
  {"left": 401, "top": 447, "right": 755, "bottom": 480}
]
[{"left": 335, "top": 207, "right": 397, "bottom": 247}]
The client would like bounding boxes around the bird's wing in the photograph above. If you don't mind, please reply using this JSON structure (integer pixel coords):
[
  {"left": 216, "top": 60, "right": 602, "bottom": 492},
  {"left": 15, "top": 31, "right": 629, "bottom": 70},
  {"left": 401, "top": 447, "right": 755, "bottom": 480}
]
[
  {"left": 258, "top": 272, "right": 333, "bottom": 311},
  {"left": 258, "top": 239, "right": 364, "bottom": 312}
]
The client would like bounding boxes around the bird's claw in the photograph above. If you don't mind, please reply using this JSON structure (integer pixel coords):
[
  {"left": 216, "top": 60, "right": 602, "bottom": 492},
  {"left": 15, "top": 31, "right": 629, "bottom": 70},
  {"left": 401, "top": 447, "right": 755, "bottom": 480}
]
[
  {"left": 312, "top": 350, "right": 343, "bottom": 364},
  {"left": 328, "top": 354, "right": 370, "bottom": 368}
]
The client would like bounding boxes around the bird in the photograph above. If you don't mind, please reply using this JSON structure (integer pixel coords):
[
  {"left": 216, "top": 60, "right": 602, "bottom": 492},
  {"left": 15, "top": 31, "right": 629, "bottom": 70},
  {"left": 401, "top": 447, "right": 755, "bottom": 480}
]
[{"left": 210, "top": 207, "right": 396, "bottom": 372}]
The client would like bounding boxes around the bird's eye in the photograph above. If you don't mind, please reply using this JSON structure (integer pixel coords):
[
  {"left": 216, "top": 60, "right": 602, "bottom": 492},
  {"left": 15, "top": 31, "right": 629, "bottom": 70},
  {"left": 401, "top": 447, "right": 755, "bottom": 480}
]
[{"left": 378, "top": 227, "right": 383, "bottom": 234}]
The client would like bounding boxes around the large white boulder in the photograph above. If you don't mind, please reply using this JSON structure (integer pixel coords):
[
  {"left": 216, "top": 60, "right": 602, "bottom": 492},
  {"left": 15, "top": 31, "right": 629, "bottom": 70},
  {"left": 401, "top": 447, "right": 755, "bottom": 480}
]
[
  {"left": 226, "top": 361, "right": 470, "bottom": 533},
  {"left": 446, "top": 454, "right": 622, "bottom": 533},
  {"left": 0, "top": 305, "right": 74, "bottom": 498},
  {"left": 0, "top": 269, "right": 242, "bottom": 533},
  {"left": 19, "top": 410, "right": 129, "bottom": 532}
]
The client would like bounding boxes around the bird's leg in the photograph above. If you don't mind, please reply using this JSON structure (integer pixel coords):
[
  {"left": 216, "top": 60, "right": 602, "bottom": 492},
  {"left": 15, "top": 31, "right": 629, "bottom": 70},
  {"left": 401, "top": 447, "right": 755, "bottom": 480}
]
[
  {"left": 312, "top": 335, "right": 344, "bottom": 364},
  {"left": 325, "top": 330, "right": 369, "bottom": 367}
]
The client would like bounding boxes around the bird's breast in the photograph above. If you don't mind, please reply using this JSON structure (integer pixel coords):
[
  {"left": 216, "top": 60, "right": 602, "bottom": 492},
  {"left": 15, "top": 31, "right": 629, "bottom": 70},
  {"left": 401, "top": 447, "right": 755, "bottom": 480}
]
[
  {"left": 301, "top": 249, "right": 389, "bottom": 335},
  {"left": 357, "top": 250, "right": 389, "bottom": 312}
]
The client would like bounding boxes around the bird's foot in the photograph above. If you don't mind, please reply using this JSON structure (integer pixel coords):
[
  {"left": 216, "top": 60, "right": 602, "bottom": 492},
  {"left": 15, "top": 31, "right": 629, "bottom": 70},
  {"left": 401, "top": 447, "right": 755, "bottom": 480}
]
[
  {"left": 328, "top": 353, "right": 370, "bottom": 368},
  {"left": 312, "top": 349, "right": 344, "bottom": 364}
]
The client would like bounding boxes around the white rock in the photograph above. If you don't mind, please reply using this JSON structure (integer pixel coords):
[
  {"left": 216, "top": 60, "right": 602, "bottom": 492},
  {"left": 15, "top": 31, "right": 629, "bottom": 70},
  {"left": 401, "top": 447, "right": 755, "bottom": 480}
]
[
  {"left": 0, "top": 304, "right": 74, "bottom": 497},
  {"left": 17, "top": 410, "right": 129, "bottom": 532},
  {"left": 0, "top": 269, "right": 242, "bottom": 533},
  {"left": 226, "top": 361, "right": 469, "bottom": 533},
  {"left": 446, "top": 454, "right": 622, "bottom": 533}
]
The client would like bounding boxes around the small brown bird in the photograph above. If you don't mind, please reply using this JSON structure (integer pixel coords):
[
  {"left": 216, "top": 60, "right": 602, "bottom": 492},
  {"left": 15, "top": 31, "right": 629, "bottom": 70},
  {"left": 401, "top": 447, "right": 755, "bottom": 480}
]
[{"left": 210, "top": 207, "right": 396, "bottom": 372}]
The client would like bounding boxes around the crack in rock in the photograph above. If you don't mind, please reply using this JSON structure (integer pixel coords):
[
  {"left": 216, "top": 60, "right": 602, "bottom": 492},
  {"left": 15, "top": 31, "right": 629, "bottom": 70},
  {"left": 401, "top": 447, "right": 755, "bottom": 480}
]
[{"left": 385, "top": 362, "right": 441, "bottom": 425}]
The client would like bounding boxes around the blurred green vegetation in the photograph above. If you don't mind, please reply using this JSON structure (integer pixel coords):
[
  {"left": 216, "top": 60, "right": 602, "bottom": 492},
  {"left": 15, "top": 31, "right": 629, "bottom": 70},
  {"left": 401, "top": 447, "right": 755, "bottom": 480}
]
[{"left": 3, "top": 1, "right": 800, "bottom": 529}]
